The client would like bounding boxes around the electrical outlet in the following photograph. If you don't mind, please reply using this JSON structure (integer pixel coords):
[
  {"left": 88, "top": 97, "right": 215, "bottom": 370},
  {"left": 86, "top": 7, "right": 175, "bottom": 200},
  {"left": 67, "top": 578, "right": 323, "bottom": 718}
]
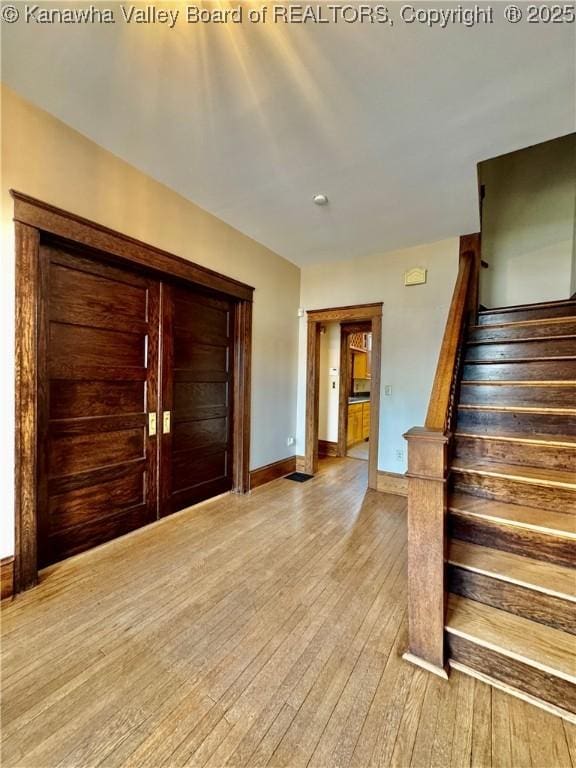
[
  {"left": 394, "top": 448, "right": 404, "bottom": 462},
  {"left": 287, "top": 436, "right": 295, "bottom": 447}
]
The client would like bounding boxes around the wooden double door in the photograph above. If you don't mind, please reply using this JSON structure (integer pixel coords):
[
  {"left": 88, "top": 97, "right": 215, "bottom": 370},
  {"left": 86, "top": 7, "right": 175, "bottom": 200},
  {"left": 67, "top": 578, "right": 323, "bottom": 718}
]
[{"left": 39, "top": 242, "right": 235, "bottom": 567}]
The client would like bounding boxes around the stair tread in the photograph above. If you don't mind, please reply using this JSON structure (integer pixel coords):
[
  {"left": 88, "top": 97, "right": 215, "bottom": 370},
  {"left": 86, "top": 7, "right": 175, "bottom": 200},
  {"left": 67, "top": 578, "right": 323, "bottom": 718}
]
[
  {"left": 446, "top": 594, "right": 576, "bottom": 682},
  {"left": 459, "top": 404, "right": 576, "bottom": 414},
  {"left": 455, "top": 431, "right": 576, "bottom": 448},
  {"left": 461, "top": 381, "right": 576, "bottom": 386},
  {"left": 468, "top": 335, "right": 576, "bottom": 345},
  {"left": 452, "top": 460, "right": 576, "bottom": 490},
  {"left": 449, "top": 492, "right": 576, "bottom": 538},
  {"left": 479, "top": 300, "right": 576, "bottom": 315},
  {"left": 465, "top": 356, "right": 576, "bottom": 363},
  {"left": 448, "top": 540, "right": 576, "bottom": 601},
  {"left": 471, "top": 316, "right": 576, "bottom": 332}
]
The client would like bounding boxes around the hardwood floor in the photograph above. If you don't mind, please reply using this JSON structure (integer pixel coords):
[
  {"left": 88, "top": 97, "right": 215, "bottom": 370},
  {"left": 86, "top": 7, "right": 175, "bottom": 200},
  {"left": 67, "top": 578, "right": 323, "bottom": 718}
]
[
  {"left": 347, "top": 441, "right": 370, "bottom": 461},
  {"left": 2, "top": 458, "right": 574, "bottom": 768}
]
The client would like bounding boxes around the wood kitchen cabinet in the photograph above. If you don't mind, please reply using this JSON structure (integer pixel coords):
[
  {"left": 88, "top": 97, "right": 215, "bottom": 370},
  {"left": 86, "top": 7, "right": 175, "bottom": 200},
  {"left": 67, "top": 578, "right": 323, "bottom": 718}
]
[
  {"left": 362, "top": 402, "right": 371, "bottom": 440},
  {"left": 353, "top": 352, "right": 368, "bottom": 379},
  {"left": 347, "top": 401, "right": 371, "bottom": 446},
  {"left": 347, "top": 403, "right": 362, "bottom": 446}
]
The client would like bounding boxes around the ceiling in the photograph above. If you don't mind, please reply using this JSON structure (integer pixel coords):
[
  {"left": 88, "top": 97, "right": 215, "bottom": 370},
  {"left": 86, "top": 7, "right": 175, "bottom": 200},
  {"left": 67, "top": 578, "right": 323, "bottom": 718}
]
[{"left": 2, "top": 2, "right": 575, "bottom": 266}]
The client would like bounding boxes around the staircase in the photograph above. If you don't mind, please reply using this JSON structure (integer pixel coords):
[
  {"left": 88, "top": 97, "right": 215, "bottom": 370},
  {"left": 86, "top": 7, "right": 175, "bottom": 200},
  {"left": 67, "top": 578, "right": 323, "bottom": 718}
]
[{"left": 444, "top": 299, "right": 576, "bottom": 719}]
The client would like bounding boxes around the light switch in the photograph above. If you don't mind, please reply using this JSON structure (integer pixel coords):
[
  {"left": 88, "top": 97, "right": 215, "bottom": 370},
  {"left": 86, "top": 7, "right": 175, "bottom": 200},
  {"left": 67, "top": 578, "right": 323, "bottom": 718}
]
[{"left": 384, "top": 385, "right": 392, "bottom": 396}]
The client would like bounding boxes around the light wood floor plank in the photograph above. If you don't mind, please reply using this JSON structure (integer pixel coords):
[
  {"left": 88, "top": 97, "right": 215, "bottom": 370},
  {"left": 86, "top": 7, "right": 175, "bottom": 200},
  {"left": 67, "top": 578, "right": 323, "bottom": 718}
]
[
  {"left": 449, "top": 672, "right": 475, "bottom": 768},
  {"left": 471, "top": 679, "right": 492, "bottom": 768},
  {"left": 564, "top": 720, "right": 576, "bottom": 766},
  {"left": 429, "top": 674, "right": 459, "bottom": 768},
  {"left": 507, "top": 696, "right": 533, "bottom": 768},
  {"left": 525, "top": 701, "right": 572, "bottom": 768},
  {"left": 491, "top": 689, "right": 513, "bottom": 768}
]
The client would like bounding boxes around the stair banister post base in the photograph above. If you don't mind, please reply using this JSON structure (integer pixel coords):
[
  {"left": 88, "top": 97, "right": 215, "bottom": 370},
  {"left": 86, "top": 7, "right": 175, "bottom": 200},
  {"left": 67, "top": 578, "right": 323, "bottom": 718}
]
[
  {"left": 402, "top": 652, "right": 449, "bottom": 679},
  {"left": 403, "top": 427, "right": 450, "bottom": 675}
]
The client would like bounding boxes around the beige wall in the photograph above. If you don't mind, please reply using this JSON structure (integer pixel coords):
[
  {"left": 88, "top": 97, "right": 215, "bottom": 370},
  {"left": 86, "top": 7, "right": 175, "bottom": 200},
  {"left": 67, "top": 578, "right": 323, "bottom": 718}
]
[
  {"left": 1, "top": 85, "right": 301, "bottom": 558},
  {"left": 480, "top": 134, "right": 576, "bottom": 308},
  {"left": 297, "top": 238, "right": 459, "bottom": 473}
]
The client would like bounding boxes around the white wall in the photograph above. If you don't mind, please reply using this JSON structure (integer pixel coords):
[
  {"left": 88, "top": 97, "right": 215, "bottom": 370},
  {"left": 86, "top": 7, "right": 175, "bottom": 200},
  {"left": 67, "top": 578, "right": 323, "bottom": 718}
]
[
  {"left": 480, "top": 134, "right": 576, "bottom": 308},
  {"left": 1, "top": 86, "right": 301, "bottom": 558},
  {"left": 318, "top": 323, "right": 341, "bottom": 443},
  {"left": 296, "top": 238, "right": 459, "bottom": 473}
]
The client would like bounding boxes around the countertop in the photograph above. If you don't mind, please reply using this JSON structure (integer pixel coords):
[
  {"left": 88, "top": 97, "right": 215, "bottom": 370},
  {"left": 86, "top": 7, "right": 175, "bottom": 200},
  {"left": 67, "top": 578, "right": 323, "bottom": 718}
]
[{"left": 348, "top": 397, "right": 370, "bottom": 404}]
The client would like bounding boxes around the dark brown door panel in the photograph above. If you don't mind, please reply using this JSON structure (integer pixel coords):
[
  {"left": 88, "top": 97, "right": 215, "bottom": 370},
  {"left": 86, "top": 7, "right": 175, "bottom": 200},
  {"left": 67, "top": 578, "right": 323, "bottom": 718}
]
[
  {"left": 50, "top": 324, "right": 146, "bottom": 372},
  {"left": 45, "top": 503, "right": 153, "bottom": 563},
  {"left": 39, "top": 245, "right": 159, "bottom": 567},
  {"left": 50, "top": 380, "right": 145, "bottom": 419},
  {"left": 172, "top": 448, "right": 228, "bottom": 490},
  {"left": 173, "top": 294, "right": 230, "bottom": 341},
  {"left": 173, "top": 381, "right": 229, "bottom": 418},
  {"left": 49, "top": 468, "right": 145, "bottom": 532},
  {"left": 172, "top": 340, "right": 228, "bottom": 373},
  {"left": 172, "top": 418, "right": 229, "bottom": 453},
  {"left": 160, "top": 283, "right": 234, "bottom": 515},
  {"left": 49, "top": 262, "right": 149, "bottom": 332},
  {"left": 49, "top": 428, "right": 145, "bottom": 476}
]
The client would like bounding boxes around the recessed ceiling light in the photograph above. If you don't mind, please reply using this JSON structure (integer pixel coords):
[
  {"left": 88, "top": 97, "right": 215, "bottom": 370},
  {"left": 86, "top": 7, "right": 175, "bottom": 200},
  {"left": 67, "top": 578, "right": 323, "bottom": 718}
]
[{"left": 313, "top": 193, "right": 329, "bottom": 206}]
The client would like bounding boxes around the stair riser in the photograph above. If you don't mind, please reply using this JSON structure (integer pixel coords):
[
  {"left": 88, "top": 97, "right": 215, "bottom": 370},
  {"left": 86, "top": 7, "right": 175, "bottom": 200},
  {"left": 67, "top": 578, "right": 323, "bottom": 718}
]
[
  {"left": 459, "top": 384, "right": 576, "bottom": 408},
  {"left": 462, "top": 360, "right": 576, "bottom": 381},
  {"left": 478, "top": 304, "right": 576, "bottom": 326},
  {"left": 446, "top": 633, "right": 576, "bottom": 714},
  {"left": 452, "top": 473, "right": 576, "bottom": 514},
  {"left": 449, "top": 511, "right": 576, "bottom": 568},
  {"left": 454, "top": 436, "right": 576, "bottom": 472},
  {"left": 466, "top": 338, "right": 576, "bottom": 362},
  {"left": 456, "top": 408, "right": 576, "bottom": 437},
  {"left": 449, "top": 567, "right": 575, "bottom": 634},
  {"left": 470, "top": 319, "right": 576, "bottom": 342}
]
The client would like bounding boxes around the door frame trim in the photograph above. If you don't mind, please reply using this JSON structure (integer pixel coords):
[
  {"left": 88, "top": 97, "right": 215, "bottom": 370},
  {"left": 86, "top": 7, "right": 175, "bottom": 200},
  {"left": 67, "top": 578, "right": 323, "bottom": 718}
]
[
  {"left": 12, "top": 191, "right": 253, "bottom": 593},
  {"left": 304, "top": 303, "right": 382, "bottom": 489}
]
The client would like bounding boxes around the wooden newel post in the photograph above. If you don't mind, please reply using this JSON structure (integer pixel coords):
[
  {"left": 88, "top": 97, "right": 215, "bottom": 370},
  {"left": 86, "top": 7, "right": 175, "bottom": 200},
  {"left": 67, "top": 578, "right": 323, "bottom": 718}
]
[
  {"left": 401, "top": 234, "right": 480, "bottom": 679},
  {"left": 402, "top": 426, "right": 450, "bottom": 678}
]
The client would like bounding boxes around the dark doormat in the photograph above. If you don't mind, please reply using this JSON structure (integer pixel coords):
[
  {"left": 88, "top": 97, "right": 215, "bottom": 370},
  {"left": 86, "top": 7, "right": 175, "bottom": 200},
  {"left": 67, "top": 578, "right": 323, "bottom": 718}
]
[{"left": 285, "top": 472, "right": 314, "bottom": 483}]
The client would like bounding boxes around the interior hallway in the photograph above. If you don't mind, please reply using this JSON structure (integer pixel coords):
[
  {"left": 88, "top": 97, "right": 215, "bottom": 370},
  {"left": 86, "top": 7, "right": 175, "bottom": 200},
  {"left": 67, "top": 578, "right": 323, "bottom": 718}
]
[
  {"left": 347, "top": 441, "right": 370, "bottom": 461},
  {"left": 1, "top": 458, "right": 574, "bottom": 768}
]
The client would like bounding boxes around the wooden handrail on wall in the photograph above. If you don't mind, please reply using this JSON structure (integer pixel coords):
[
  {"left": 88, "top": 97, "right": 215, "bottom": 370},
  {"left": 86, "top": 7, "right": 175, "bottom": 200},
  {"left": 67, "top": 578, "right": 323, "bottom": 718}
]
[{"left": 403, "top": 233, "right": 481, "bottom": 678}]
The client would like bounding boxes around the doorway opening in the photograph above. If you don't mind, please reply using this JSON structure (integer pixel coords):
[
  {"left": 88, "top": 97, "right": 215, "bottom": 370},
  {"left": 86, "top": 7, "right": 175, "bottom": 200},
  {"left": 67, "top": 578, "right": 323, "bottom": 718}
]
[
  {"left": 316, "top": 321, "right": 372, "bottom": 464},
  {"left": 342, "top": 324, "right": 372, "bottom": 462},
  {"left": 305, "top": 303, "right": 382, "bottom": 489}
]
